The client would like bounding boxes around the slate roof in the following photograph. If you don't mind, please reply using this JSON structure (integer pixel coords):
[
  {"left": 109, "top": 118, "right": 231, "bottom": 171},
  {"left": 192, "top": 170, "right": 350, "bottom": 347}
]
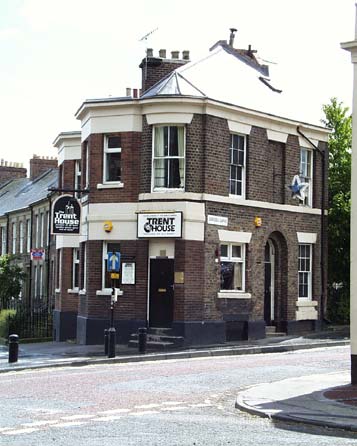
[
  {"left": 0, "top": 169, "right": 58, "bottom": 216},
  {"left": 140, "top": 41, "right": 321, "bottom": 125}
]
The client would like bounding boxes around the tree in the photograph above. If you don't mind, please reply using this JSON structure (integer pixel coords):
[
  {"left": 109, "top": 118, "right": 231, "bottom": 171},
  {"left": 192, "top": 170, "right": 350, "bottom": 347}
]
[
  {"left": 322, "top": 98, "right": 352, "bottom": 323},
  {"left": 0, "top": 255, "right": 26, "bottom": 310}
]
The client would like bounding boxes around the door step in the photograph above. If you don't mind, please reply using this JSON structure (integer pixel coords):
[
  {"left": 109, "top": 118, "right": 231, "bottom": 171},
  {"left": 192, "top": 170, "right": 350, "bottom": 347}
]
[
  {"left": 265, "top": 325, "right": 286, "bottom": 337},
  {"left": 128, "top": 328, "right": 184, "bottom": 351}
]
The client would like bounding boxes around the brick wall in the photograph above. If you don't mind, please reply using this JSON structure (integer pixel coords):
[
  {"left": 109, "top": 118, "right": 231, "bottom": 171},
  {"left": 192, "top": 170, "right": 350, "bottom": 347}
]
[
  {"left": 0, "top": 164, "right": 26, "bottom": 185},
  {"left": 204, "top": 201, "right": 322, "bottom": 326},
  {"left": 30, "top": 156, "right": 57, "bottom": 180},
  {"left": 140, "top": 56, "right": 188, "bottom": 93},
  {"left": 85, "top": 132, "right": 141, "bottom": 203}
]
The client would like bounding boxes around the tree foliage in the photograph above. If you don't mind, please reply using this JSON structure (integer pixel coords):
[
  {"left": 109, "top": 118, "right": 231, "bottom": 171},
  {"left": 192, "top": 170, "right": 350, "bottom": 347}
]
[
  {"left": 322, "top": 98, "right": 351, "bottom": 323},
  {"left": 0, "top": 255, "right": 26, "bottom": 309}
]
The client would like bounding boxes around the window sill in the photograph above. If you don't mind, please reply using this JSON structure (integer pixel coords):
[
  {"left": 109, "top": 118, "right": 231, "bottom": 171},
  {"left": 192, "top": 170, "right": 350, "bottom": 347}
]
[
  {"left": 67, "top": 288, "right": 79, "bottom": 294},
  {"left": 96, "top": 288, "right": 124, "bottom": 296},
  {"left": 217, "top": 291, "right": 251, "bottom": 299},
  {"left": 228, "top": 194, "right": 245, "bottom": 200},
  {"left": 152, "top": 188, "right": 185, "bottom": 193},
  {"left": 78, "top": 289, "right": 86, "bottom": 295},
  {"left": 97, "top": 182, "right": 124, "bottom": 189},
  {"left": 296, "top": 299, "right": 317, "bottom": 307},
  {"left": 55, "top": 288, "right": 61, "bottom": 294}
]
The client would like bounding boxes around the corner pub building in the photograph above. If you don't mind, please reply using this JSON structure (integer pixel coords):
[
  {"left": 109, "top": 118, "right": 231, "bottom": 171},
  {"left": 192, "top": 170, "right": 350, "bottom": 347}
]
[{"left": 53, "top": 33, "right": 329, "bottom": 346}]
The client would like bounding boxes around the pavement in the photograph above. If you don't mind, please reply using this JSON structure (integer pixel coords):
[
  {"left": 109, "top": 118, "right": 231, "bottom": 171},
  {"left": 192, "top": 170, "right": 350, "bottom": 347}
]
[{"left": 0, "top": 326, "right": 356, "bottom": 433}]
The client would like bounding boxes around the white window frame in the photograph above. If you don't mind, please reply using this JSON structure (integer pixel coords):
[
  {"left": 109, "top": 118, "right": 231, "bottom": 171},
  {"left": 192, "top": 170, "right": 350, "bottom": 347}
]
[
  {"left": 11, "top": 222, "right": 16, "bottom": 254},
  {"left": 75, "top": 160, "right": 81, "bottom": 197},
  {"left": 219, "top": 243, "right": 246, "bottom": 293},
  {"left": 35, "top": 214, "right": 39, "bottom": 248},
  {"left": 97, "top": 241, "right": 120, "bottom": 295},
  {"left": 85, "top": 143, "right": 90, "bottom": 189},
  {"left": 229, "top": 133, "right": 246, "bottom": 199},
  {"left": 34, "top": 264, "right": 38, "bottom": 298},
  {"left": 299, "top": 148, "right": 313, "bottom": 207},
  {"left": 19, "top": 221, "right": 24, "bottom": 254},
  {"left": 298, "top": 243, "right": 312, "bottom": 300},
  {"left": 1, "top": 226, "right": 6, "bottom": 255},
  {"left": 26, "top": 218, "right": 31, "bottom": 253},
  {"left": 103, "top": 135, "right": 122, "bottom": 185},
  {"left": 40, "top": 212, "right": 44, "bottom": 247},
  {"left": 72, "top": 247, "right": 80, "bottom": 291},
  {"left": 152, "top": 125, "right": 186, "bottom": 192}
]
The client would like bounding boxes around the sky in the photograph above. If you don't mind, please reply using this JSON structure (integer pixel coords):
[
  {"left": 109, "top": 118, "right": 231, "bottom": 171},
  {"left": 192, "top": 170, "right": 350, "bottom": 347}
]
[{"left": 0, "top": 0, "right": 355, "bottom": 169}]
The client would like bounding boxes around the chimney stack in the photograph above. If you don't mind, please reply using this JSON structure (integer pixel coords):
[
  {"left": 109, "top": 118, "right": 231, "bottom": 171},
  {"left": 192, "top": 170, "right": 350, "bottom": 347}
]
[
  {"left": 139, "top": 48, "right": 190, "bottom": 93},
  {"left": 30, "top": 154, "right": 58, "bottom": 180},
  {"left": 0, "top": 159, "right": 27, "bottom": 186},
  {"left": 229, "top": 28, "right": 237, "bottom": 47}
]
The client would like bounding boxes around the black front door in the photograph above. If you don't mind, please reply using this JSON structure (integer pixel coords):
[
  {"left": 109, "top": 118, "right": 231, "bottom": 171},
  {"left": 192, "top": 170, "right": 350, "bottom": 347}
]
[
  {"left": 264, "top": 242, "right": 272, "bottom": 324},
  {"left": 149, "top": 259, "right": 174, "bottom": 327}
]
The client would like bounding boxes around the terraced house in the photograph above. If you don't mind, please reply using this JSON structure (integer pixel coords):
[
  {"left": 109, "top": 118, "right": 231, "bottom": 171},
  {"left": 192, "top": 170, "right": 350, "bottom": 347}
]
[
  {"left": 0, "top": 156, "right": 58, "bottom": 316},
  {"left": 54, "top": 31, "right": 329, "bottom": 346}
]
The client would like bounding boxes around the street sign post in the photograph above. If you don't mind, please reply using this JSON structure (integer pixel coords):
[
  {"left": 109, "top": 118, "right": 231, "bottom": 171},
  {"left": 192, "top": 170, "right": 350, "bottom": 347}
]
[{"left": 106, "top": 251, "right": 121, "bottom": 359}]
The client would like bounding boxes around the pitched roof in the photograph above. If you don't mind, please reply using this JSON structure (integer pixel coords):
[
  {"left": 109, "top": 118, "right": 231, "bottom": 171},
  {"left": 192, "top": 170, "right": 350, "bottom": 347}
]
[
  {"left": 141, "top": 43, "right": 321, "bottom": 125},
  {"left": 0, "top": 169, "right": 58, "bottom": 216}
]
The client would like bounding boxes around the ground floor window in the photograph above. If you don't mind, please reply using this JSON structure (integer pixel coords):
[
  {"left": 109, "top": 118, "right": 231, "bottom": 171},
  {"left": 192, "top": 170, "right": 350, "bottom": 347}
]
[
  {"left": 72, "top": 248, "right": 79, "bottom": 290},
  {"left": 103, "top": 242, "right": 121, "bottom": 289},
  {"left": 298, "top": 244, "right": 312, "bottom": 299},
  {"left": 220, "top": 243, "right": 245, "bottom": 291}
]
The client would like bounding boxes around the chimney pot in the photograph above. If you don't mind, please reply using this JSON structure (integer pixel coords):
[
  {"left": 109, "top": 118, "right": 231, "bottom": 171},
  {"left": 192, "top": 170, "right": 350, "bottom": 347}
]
[
  {"left": 126, "top": 87, "right": 132, "bottom": 97},
  {"left": 182, "top": 50, "right": 190, "bottom": 60},
  {"left": 133, "top": 88, "right": 138, "bottom": 98},
  {"left": 171, "top": 51, "right": 179, "bottom": 59},
  {"left": 159, "top": 49, "right": 166, "bottom": 58},
  {"left": 229, "top": 27, "right": 237, "bottom": 47},
  {"left": 147, "top": 48, "right": 153, "bottom": 57}
]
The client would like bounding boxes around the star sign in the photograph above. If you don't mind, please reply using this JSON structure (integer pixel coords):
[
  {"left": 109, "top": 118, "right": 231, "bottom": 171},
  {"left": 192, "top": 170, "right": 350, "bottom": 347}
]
[{"left": 288, "top": 175, "right": 309, "bottom": 202}]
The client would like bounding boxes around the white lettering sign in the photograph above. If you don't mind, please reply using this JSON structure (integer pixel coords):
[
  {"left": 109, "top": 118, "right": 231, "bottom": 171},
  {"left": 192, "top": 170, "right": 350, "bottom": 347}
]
[
  {"left": 137, "top": 212, "right": 182, "bottom": 238},
  {"left": 207, "top": 215, "right": 228, "bottom": 226}
]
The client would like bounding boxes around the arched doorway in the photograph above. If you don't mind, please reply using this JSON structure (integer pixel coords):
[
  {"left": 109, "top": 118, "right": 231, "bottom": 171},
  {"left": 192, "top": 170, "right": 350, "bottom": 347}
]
[
  {"left": 264, "top": 232, "right": 288, "bottom": 329},
  {"left": 264, "top": 239, "right": 275, "bottom": 325}
]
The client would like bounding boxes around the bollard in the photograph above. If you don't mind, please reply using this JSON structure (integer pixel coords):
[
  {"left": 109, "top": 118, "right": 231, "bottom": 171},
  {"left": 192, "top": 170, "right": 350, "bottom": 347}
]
[
  {"left": 107, "top": 327, "right": 116, "bottom": 358},
  {"left": 104, "top": 329, "right": 109, "bottom": 355},
  {"left": 138, "top": 327, "right": 147, "bottom": 354},
  {"left": 8, "top": 334, "right": 19, "bottom": 364}
]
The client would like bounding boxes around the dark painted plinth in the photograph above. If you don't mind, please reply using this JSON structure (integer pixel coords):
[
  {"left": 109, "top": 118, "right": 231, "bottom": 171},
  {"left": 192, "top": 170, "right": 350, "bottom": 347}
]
[
  {"left": 247, "top": 320, "right": 266, "bottom": 340},
  {"left": 224, "top": 314, "right": 249, "bottom": 341},
  {"left": 281, "top": 319, "right": 317, "bottom": 335},
  {"left": 172, "top": 320, "right": 225, "bottom": 346},
  {"left": 76, "top": 316, "right": 146, "bottom": 345},
  {"left": 53, "top": 310, "right": 77, "bottom": 342},
  {"left": 352, "top": 355, "right": 357, "bottom": 385}
]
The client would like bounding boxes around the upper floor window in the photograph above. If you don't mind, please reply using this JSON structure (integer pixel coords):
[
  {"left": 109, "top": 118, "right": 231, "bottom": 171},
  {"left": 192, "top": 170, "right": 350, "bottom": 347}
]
[
  {"left": 104, "top": 136, "right": 121, "bottom": 183},
  {"left": 229, "top": 134, "right": 246, "bottom": 197},
  {"left": 12, "top": 222, "right": 16, "bottom": 254},
  {"left": 26, "top": 218, "right": 31, "bottom": 252},
  {"left": 153, "top": 126, "right": 185, "bottom": 190},
  {"left": 19, "top": 221, "right": 24, "bottom": 254},
  {"left": 220, "top": 243, "right": 245, "bottom": 291},
  {"left": 300, "top": 148, "right": 313, "bottom": 207},
  {"left": 298, "top": 244, "right": 312, "bottom": 299},
  {"left": 40, "top": 212, "right": 45, "bottom": 247},
  {"left": 75, "top": 160, "right": 81, "bottom": 197}
]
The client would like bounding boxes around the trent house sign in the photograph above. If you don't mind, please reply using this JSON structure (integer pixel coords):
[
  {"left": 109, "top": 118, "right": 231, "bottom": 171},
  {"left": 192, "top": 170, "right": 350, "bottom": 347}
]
[{"left": 51, "top": 195, "right": 81, "bottom": 235}]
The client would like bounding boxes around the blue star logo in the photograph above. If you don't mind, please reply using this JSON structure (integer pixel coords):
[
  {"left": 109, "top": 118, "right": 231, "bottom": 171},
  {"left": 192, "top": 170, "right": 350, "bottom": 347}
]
[{"left": 288, "top": 175, "right": 309, "bottom": 202}]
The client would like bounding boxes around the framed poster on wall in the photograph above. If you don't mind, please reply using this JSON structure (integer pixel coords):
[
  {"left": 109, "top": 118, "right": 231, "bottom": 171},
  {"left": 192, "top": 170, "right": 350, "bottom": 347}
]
[{"left": 122, "top": 262, "right": 135, "bottom": 285}]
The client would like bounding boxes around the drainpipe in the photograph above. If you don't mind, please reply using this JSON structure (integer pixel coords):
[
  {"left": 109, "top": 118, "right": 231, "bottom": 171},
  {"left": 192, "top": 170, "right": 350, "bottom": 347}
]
[
  {"left": 47, "top": 193, "right": 52, "bottom": 309},
  {"left": 5, "top": 213, "right": 9, "bottom": 255},
  {"left": 296, "top": 126, "right": 326, "bottom": 323}
]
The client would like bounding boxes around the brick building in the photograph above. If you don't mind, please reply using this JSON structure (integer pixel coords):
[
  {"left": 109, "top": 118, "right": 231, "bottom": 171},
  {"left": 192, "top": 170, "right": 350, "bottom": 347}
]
[
  {"left": 0, "top": 156, "right": 58, "bottom": 309},
  {"left": 54, "top": 33, "right": 329, "bottom": 345}
]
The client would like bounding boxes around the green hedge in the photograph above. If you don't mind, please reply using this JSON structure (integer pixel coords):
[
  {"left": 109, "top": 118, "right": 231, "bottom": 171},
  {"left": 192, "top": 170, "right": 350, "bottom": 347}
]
[{"left": 0, "top": 309, "right": 16, "bottom": 338}]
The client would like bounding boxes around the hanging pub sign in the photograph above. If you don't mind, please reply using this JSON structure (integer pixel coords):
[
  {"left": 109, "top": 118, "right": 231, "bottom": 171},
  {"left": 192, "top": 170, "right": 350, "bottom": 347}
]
[
  {"left": 51, "top": 195, "right": 81, "bottom": 235},
  {"left": 137, "top": 212, "right": 182, "bottom": 238}
]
